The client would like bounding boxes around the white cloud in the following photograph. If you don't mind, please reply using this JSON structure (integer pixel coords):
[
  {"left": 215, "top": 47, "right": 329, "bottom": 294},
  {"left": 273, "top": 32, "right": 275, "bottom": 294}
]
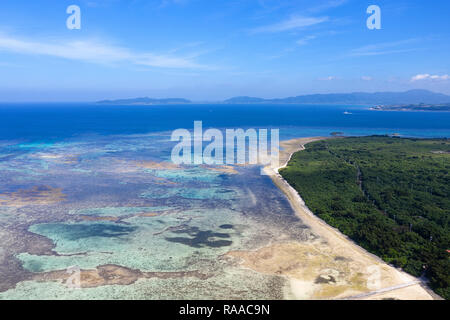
[
  {"left": 361, "top": 76, "right": 373, "bottom": 81},
  {"left": 349, "top": 39, "right": 418, "bottom": 57},
  {"left": 308, "top": 0, "right": 349, "bottom": 13},
  {"left": 319, "top": 76, "right": 337, "bottom": 81},
  {"left": 296, "top": 35, "right": 317, "bottom": 46},
  {"left": 411, "top": 74, "right": 449, "bottom": 81},
  {"left": 0, "top": 33, "right": 208, "bottom": 69},
  {"left": 250, "top": 16, "right": 328, "bottom": 34}
]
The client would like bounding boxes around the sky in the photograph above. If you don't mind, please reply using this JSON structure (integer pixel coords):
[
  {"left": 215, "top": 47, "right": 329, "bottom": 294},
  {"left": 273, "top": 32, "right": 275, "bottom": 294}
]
[{"left": 0, "top": 0, "right": 449, "bottom": 102}]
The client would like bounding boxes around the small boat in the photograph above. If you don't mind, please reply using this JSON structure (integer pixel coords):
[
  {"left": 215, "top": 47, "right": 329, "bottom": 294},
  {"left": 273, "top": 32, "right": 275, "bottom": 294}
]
[{"left": 343, "top": 111, "right": 352, "bottom": 115}]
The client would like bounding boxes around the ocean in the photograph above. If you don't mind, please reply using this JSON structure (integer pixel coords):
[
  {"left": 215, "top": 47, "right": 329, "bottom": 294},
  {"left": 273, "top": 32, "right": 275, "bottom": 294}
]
[{"left": 1, "top": 103, "right": 449, "bottom": 140}]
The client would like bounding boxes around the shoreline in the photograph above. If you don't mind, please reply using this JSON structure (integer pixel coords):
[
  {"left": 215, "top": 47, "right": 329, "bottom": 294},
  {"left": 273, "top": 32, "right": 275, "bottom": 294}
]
[
  {"left": 370, "top": 108, "right": 450, "bottom": 113},
  {"left": 262, "top": 137, "right": 437, "bottom": 300}
]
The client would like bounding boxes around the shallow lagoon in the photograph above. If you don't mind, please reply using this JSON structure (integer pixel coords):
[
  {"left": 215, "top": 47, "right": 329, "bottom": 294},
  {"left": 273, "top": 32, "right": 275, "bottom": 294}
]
[{"left": 0, "top": 130, "right": 306, "bottom": 298}]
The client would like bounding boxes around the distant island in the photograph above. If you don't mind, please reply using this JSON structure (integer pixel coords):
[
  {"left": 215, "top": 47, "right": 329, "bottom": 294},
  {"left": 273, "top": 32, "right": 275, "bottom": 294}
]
[
  {"left": 223, "top": 96, "right": 267, "bottom": 104},
  {"left": 371, "top": 103, "right": 450, "bottom": 112},
  {"left": 223, "top": 90, "right": 450, "bottom": 105},
  {"left": 97, "top": 90, "right": 450, "bottom": 106},
  {"left": 97, "top": 97, "right": 191, "bottom": 105}
]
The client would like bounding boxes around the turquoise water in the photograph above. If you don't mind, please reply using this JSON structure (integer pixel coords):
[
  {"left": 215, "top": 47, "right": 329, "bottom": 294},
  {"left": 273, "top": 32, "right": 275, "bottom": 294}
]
[{"left": 0, "top": 104, "right": 448, "bottom": 299}]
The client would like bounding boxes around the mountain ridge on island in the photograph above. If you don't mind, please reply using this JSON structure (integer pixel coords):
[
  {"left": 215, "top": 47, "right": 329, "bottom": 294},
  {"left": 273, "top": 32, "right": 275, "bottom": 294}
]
[
  {"left": 223, "top": 90, "right": 450, "bottom": 105},
  {"left": 97, "top": 90, "right": 450, "bottom": 105}
]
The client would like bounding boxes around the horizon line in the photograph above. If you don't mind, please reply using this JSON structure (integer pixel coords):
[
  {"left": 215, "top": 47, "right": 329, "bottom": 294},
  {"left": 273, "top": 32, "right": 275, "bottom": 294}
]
[{"left": 1, "top": 89, "right": 449, "bottom": 104}]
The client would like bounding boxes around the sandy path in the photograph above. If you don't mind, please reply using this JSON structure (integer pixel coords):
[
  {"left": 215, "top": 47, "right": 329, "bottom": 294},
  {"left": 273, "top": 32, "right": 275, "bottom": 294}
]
[{"left": 259, "top": 137, "right": 437, "bottom": 300}]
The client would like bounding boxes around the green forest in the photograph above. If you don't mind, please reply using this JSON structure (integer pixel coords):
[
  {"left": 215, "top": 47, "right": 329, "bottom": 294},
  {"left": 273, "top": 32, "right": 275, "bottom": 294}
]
[{"left": 279, "top": 136, "right": 449, "bottom": 299}]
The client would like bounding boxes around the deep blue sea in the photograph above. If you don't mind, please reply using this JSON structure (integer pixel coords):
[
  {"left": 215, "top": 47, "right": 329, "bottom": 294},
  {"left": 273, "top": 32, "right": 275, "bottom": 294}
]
[{"left": 0, "top": 103, "right": 449, "bottom": 141}]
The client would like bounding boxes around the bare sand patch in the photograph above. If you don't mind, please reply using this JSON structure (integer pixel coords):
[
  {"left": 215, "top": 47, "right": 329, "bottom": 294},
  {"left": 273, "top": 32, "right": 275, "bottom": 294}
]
[
  {"left": 32, "top": 264, "right": 209, "bottom": 288},
  {"left": 0, "top": 186, "right": 66, "bottom": 207},
  {"left": 201, "top": 165, "right": 238, "bottom": 175},
  {"left": 136, "top": 160, "right": 180, "bottom": 170}
]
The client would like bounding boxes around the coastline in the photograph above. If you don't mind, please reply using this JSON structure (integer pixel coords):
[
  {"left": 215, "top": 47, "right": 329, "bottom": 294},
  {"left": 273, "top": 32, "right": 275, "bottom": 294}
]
[
  {"left": 262, "top": 137, "right": 437, "bottom": 300},
  {"left": 369, "top": 108, "right": 450, "bottom": 112}
]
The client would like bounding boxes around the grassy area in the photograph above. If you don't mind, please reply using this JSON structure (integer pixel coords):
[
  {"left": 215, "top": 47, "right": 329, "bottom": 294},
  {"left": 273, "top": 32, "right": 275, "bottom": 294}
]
[{"left": 280, "top": 136, "right": 450, "bottom": 299}]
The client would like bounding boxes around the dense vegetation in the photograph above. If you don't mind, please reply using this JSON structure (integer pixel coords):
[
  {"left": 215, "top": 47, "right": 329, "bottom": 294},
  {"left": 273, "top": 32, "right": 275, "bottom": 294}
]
[{"left": 280, "top": 136, "right": 449, "bottom": 299}]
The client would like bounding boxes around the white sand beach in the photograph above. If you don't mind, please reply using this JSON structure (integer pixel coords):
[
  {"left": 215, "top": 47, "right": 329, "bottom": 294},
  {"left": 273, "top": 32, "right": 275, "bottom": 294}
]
[{"left": 257, "top": 137, "right": 437, "bottom": 300}]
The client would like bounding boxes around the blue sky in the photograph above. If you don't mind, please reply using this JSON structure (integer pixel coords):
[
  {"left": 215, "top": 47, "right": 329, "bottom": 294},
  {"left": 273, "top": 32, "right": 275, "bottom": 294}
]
[{"left": 0, "top": 0, "right": 449, "bottom": 101}]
